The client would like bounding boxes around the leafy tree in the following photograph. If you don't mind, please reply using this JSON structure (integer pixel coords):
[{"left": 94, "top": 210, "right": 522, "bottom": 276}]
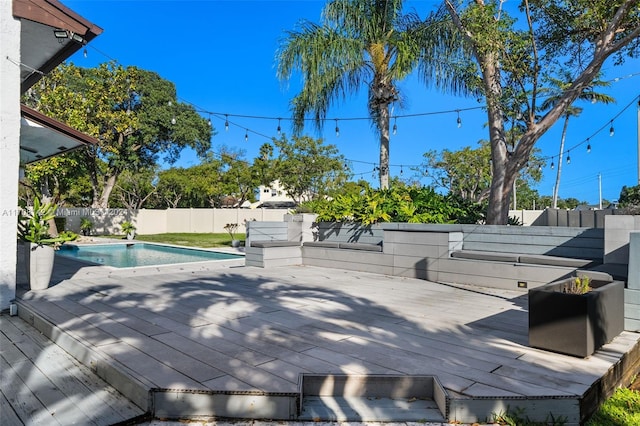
[
  {"left": 111, "top": 168, "right": 157, "bottom": 210},
  {"left": 421, "top": 140, "right": 543, "bottom": 204},
  {"left": 155, "top": 167, "right": 189, "bottom": 208},
  {"left": 24, "top": 62, "right": 212, "bottom": 208},
  {"left": 276, "top": 0, "right": 470, "bottom": 190},
  {"left": 219, "top": 148, "right": 258, "bottom": 207},
  {"left": 619, "top": 184, "right": 640, "bottom": 207},
  {"left": 444, "top": 0, "right": 640, "bottom": 224},
  {"left": 23, "top": 154, "right": 92, "bottom": 206},
  {"left": 540, "top": 74, "right": 614, "bottom": 208},
  {"left": 273, "top": 135, "right": 349, "bottom": 205}
]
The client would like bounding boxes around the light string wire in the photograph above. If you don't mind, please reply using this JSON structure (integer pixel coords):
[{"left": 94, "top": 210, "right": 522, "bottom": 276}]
[{"left": 7, "top": 46, "right": 640, "bottom": 174}]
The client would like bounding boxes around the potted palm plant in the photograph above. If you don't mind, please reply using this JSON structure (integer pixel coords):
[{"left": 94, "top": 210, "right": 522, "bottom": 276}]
[
  {"left": 80, "top": 217, "right": 93, "bottom": 236},
  {"left": 18, "top": 198, "right": 77, "bottom": 290},
  {"left": 121, "top": 220, "right": 136, "bottom": 240},
  {"left": 528, "top": 274, "right": 624, "bottom": 357}
]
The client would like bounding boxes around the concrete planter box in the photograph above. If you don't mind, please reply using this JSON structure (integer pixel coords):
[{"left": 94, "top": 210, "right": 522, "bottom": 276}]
[{"left": 528, "top": 278, "right": 624, "bottom": 357}]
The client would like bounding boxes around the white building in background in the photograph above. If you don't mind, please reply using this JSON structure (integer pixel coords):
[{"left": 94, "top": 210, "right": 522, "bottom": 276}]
[{"left": 251, "top": 180, "right": 296, "bottom": 209}]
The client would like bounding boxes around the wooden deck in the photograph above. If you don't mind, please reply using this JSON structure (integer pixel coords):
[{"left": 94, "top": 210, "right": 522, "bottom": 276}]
[
  {"left": 0, "top": 314, "right": 144, "bottom": 425},
  {"left": 7, "top": 254, "right": 640, "bottom": 425}
]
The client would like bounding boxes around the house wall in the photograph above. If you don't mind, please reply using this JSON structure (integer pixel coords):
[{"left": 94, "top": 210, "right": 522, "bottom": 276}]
[{"left": 0, "top": 2, "right": 21, "bottom": 311}]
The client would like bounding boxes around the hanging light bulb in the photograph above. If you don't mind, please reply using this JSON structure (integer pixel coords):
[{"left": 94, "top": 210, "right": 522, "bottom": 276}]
[
  {"left": 609, "top": 121, "right": 615, "bottom": 137},
  {"left": 335, "top": 119, "right": 340, "bottom": 137},
  {"left": 586, "top": 139, "right": 591, "bottom": 153},
  {"left": 224, "top": 115, "right": 229, "bottom": 131},
  {"left": 277, "top": 118, "right": 282, "bottom": 136},
  {"left": 456, "top": 111, "right": 462, "bottom": 128},
  {"left": 566, "top": 151, "right": 571, "bottom": 164},
  {"left": 551, "top": 161, "right": 554, "bottom": 170},
  {"left": 591, "top": 94, "right": 597, "bottom": 104},
  {"left": 392, "top": 117, "right": 397, "bottom": 135},
  {"left": 171, "top": 116, "right": 176, "bottom": 125},
  {"left": 245, "top": 129, "right": 249, "bottom": 141},
  {"left": 400, "top": 165, "right": 404, "bottom": 175},
  {"left": 207, "top": 116, "right": 212, "bottom": 127},
  {"left": 83, "top": 47, "right": 88, "bottom": 58}
]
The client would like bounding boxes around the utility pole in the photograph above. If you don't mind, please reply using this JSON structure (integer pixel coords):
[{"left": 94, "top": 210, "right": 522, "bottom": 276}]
[
  {"left": 637, "top": 98, "right": 640, "bottom": 185},
  {"left": 599, "top": 173, "right": 602, "bottom": 210}
]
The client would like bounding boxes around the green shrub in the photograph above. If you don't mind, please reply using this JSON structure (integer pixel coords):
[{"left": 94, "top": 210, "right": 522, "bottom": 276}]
[{"left": 302, "top": 186, "right": 482, "bottom": 225}]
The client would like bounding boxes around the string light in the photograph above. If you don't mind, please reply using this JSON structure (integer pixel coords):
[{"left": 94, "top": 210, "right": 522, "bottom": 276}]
[
  {"left": 400, "top": 165, "right": 404, "bottom": 175},
  {"left": 16, "top": 37, "right": 640, "bottom": 173},
  {"left": 277, "top": 118, "right": 282, "bottom": 135},
  {"left": 392, "top": 117, "right": 397, "bottom": 135},
  {"left": 171, "top": 116, "right": 176, "bottom": 125},
  {"left": 335, "top": 119, "right": 340, "bottom": 137},
  {"left": 207, "top": 115, "right": 212, "bottom": 127},
  {"left": 225, "top": 115, "right": 229, "bottom": 131},
  {"left": 566, "top": 151, "right": 571, "bottom": 164},
  {"left": 245, "top": 129, "right": 249, "bottom": 141},
  {"left": 550, "top": 161, "right": 554, "bottom": 170},
  {"left": 586, "top": 138, "right": 591, "bottom": 153},
  {"left": 609, "top": 121, "right": 615, "bottom": 137}
]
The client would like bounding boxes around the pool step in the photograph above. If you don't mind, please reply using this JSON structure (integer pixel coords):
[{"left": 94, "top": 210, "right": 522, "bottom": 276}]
[{"left": 298, "top": 374, "right": 447, "bottom": 422}]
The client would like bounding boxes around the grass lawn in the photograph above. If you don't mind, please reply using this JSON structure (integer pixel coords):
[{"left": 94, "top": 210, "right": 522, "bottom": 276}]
[{"left": 113, "top": 232, "right": 245, "bottom": 248}]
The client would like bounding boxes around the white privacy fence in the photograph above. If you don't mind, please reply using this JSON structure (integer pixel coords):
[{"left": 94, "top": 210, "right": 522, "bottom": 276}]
[{"left": 55, "top": 208, "right": 292, "bottom": 235}]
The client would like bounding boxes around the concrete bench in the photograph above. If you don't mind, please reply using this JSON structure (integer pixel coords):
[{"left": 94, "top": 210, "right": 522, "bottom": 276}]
[
  {"left": 338, "top": 242, "right": 383, "bottom": 252},
  {"left": 302, "top": 241, "right": 383, "bottom": 252},
  {"left": 245, "top": 240, "right": 301, "bottom": 267},
  {"left": 250, "top": 240, "right": 300, "bottom": 248},
  {"left": 450, "top": 250, "right": 595, "bottom": 268}
]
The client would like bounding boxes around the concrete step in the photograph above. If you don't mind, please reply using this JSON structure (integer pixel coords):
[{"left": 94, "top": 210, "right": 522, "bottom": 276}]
[{"left": 298, "top": 374, "right": 447, "bottom": 422}]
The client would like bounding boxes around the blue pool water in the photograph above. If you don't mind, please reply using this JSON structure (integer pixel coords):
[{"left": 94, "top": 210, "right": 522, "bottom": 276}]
[{"left": 57, "top": 243, "right": 242, "bottom": 268}]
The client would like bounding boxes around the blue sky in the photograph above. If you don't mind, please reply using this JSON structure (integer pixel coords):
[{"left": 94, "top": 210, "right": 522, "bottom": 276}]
[{"left": 64, "top": 0, "right": 640, "bottom": 206}]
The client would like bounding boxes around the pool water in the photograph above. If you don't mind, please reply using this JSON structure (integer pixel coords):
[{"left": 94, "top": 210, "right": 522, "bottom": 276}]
[{"left": 57, "top": 243, "right": 242, "bottom": 268}]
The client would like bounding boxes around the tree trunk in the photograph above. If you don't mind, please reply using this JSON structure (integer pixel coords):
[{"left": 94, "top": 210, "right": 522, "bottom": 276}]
[
  {"left": 552, "top": 116, "right": 570, "bottom": 209},
  {"left": 377, "top": 106, "right": 391, "bottom": 190},
  {"left": 93, "top": 174, "right": 118, "bottom": 209}
]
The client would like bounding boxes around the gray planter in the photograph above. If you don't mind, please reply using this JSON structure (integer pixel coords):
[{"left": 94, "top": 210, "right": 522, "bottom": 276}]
[
  {"left": 528, "top": 278, "right": 624, "bottom": 357},
  {"left": 24, "top": 243, "right": 55, "bottom": 290}
]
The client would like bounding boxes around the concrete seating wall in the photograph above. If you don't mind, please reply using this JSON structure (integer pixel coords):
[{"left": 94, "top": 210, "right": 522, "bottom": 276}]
[{"left": 246, "top": 219, "right": 607, "bottom": 291}]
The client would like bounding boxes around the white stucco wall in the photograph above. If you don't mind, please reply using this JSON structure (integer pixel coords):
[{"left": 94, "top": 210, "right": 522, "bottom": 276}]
[{"left": 0, "top": 1, "right": 21, "bottom": 310}]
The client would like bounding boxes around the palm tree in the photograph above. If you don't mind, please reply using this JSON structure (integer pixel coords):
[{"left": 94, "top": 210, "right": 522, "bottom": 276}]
[
  {"left": 540, "top": 74, "right": 614, "bottom": 208},
  {"left": 276, "top": 0, "right": 469, "bottom": 189}
]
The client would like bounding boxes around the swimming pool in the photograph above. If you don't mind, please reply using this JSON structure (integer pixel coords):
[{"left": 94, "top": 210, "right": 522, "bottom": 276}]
[{"left": 56, "top": 243, "right": 243, "bottom": 268}]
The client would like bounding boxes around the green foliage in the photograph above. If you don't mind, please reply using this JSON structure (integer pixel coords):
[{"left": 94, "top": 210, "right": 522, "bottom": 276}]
[
  {"left": 276, "top": 0, "right": 470, "bottom": 188},
  {"left": 120, "top": 221, "right": 136, "bottom": 236},
  {"left": 272, "top": 135, "right": 349, "bottom": 204},
  {"left": 18, "top": 197, "right": 77, "bottom": 247},
  {"left": 508, "top": 216, "right": 522, "bottom": 226},
  {"left": 444, "top": 0, "right": 640, "bottom": 223},
  {"left": 493, "top": 406, "right": 567, "bottom": 426},
  {"left": 134, "top": 233, "right": 244, "bottom": 248},
  {"left": 565, "top": 275, "right": 592, "bottom": 295},
  {"left": 586, "top": 387, "right": 640, "bottom": 426},
  {"left": 619, "top": 185, "right": 640, "bottom": 207},
  {"left": 80, "top": 217, "right": 93, "bottom": 236},
  {"left": 24, "top": 61, "right": 212, "bottom": 208},
  {"left": 303, "top": 185, "right": 475, "bottom": 225}
]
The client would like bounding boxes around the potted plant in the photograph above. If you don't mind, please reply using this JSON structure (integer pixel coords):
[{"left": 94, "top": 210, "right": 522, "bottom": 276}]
[
  {"left": 528, "top": 274, "right": 624, "bottom": 357},
  {"left": 121, "top": 220, "right": 136, "bottom": 240},
  {"left": 224, "top": 223, "right": 240, "bottom": 248},
  {"left": 18, "top": 198, "right": 77, "bottom": 290},
  {"left": 80, "top": 217, "right": 93, "bottom": 236}
]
